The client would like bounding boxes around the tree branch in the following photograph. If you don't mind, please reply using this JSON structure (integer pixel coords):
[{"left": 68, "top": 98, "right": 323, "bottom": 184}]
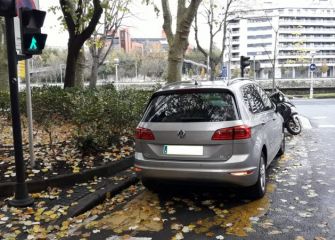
[
  {"left": 161, "top": 0, "right": 174, "bottom": 45},
  {"left": 184, "top": 0, "right": 202, "bottom": 28},
  {"left": 80, "top": 0, "right": 103, "bottom": 41},
  {"left": 194, "top": 13, "right": 208, "bottom": 57},
  {"left": 59, "top": 0, "right": 76, "bottom": 36}
]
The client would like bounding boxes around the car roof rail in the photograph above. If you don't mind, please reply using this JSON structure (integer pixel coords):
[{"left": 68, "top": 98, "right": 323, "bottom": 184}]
[{"left": 227, "top": 77, "right": 253, "bottom": 86}]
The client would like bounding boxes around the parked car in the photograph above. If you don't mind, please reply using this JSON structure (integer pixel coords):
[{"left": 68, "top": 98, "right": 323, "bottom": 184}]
[{"left": 134, "top": 79, "right": 285, "bottom": 199}]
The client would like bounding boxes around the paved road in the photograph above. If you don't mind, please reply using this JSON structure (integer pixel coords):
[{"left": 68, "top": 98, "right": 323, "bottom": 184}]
[
  {"left": 293, "top": 98, "right": 335, "bottom": 129},
  {"left": 66, "top": 99, "right": 335, "bottom": 240}
]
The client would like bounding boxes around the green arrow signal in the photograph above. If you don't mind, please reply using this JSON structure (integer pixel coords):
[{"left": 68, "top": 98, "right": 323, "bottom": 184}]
[{"left": 29, "top": 37, "right": 38, "bottom": 51}]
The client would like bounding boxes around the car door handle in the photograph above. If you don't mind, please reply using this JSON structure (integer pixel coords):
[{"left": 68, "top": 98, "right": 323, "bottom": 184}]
[
  {"left": 262, "top": 121, "right": 266, "bottom": 126},
  {"left": 273, "top": 118, "right": 276, "bottom": 121}
]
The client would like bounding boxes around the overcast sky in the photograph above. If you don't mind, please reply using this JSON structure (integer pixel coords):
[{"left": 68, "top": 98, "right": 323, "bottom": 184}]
[
  {"left": 39, "top": 1, "right": 167, "bottom": 48},
  {"left": 38, "top": 0, "right": 335, "bottom": 48}
]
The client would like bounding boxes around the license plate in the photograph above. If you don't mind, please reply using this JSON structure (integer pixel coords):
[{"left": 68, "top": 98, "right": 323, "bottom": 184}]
[{"left": 163, "top": 145, "right": 203, "bottom": 156}]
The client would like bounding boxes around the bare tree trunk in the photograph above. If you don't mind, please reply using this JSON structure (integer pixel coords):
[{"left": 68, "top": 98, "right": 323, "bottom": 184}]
[
  {"left": 75, "top": 49, "right": 86, "bottom": 88},
  {"left": 167, "top": 54, "right": 183, "bottom": 82},
  {"left": 272, "top": 31, "right": 278, "bottom": 92},
  {"left": 89, "top": 56, "right": 99, "bottom": 88},
  {"left": 64, "top": 39, "right": 80, "bottom": 88},
  {"left": 60, "top": 0, "right": 102, "bottom": 88},
  {"left": 210, "top": 60, "right": 216, "bottom": 80},
  {"left": 161, "top": 0, "right": 202, "bottom": 83}
]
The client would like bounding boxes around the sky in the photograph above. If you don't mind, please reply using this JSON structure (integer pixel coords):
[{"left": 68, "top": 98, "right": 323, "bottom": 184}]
[
  {"left": 37, "top": 0, "right": 335, "bottom": 48},
  {"left": 39, "top": 1, "right": 167, "bottom": 48}
]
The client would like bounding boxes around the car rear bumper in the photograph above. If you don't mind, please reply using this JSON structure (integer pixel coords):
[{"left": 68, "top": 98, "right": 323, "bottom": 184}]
[{"left": 134, "top": 152, "right": 259, "bottom": 187}]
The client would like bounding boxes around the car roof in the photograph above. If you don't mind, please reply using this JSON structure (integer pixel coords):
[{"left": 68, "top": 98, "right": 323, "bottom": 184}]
[{"left": 156, "top": 78, "right": 255, "bottom": 93}]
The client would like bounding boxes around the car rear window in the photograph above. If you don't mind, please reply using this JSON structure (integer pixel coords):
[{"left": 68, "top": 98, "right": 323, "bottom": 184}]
[{"left": 142, "top": 91, "right": 238, "bottom": 122}]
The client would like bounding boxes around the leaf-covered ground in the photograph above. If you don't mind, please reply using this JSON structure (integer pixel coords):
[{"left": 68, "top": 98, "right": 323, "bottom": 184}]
[
  {"left": 0, "top": 169, "right": 136, "bottom": 239},
  {"left": 0, "top": 117, "right": 134, "bottom": 182}
]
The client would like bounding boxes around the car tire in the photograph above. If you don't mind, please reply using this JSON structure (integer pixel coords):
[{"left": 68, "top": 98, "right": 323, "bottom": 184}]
[
  {"left": 277, "top": 132, "right": 285, "bottom": 156},
  {"left": 141, "top": 178, "right": 160, "bottom": 192},
  {"left": 247, "top": 152, "right": 266, "bottom": 199}
]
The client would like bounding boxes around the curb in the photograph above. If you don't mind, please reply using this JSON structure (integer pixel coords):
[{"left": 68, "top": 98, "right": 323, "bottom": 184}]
[
  {"left": 55, "top": 173, "right": 139, "bottom": 225},
  {"left": 0, "top": 156, "right": 134, "bottom": 197}
]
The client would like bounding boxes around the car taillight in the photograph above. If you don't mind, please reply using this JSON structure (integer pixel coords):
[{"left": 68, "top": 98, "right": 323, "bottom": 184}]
[
  {"left": 135, "top": 127, "right": 155, "bottom": 140},
  {"left": 212, "top": 125, "right": 251, "bottom": 140}
]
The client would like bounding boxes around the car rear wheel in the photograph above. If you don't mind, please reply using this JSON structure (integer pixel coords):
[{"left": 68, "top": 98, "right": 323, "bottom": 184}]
[
  {"left": 141, "top": 178, "right": 160, "bottom": 192},
  {"left": 247, "top": 152, "right": 266, "bottom": 199}
]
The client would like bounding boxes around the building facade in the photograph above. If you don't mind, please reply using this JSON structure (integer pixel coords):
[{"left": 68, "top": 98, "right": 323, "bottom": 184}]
[{"left": 226, "top": 0, "right": 335, "bottom": 79}]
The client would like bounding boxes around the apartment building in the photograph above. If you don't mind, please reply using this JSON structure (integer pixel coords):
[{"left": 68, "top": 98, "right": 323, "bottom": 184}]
[{"left": 226, "top": 0, "right": 335, "bottom": 79}]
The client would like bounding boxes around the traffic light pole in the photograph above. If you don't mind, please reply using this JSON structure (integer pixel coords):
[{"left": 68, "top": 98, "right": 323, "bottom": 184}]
[{"left": 5, "top": 16, "right": 34, "bottom": 207}]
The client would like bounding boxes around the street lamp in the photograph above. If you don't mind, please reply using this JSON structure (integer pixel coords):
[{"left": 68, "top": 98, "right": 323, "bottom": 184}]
[
  {"left": 114, "top": 58, "right": 120, "bottom": 90},
  {"left": 114, "top": 58, "right": 120, "bottom": 82}
]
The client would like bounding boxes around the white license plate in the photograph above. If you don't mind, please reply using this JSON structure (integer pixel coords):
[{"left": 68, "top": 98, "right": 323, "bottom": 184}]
[{"left": 163, "top": 145, "right": 203, "bottom": 156}]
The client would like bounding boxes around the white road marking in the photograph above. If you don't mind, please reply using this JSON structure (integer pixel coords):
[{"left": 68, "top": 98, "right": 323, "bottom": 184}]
[
  {"left": 298, "top": 116, "right": 312, "bottom": 129},
  {"left": 311, "top": 116, "right": 327, "bottom": 120},
  {"left": 318, "top": 125, "right": 335, "bottom": 128}
]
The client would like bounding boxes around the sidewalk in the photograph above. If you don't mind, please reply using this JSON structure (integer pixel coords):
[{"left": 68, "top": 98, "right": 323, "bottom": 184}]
[{"left": 0, "top": 168, "right": 138, "bottom": 240}]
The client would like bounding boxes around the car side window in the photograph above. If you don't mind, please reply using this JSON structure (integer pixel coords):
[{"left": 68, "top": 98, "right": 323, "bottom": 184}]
[
  {"left": 255, "top": 85, "right": 273, "bottom": 111},
  {"left": 241, "top": 84, "right": 265, "bottom": 114}
]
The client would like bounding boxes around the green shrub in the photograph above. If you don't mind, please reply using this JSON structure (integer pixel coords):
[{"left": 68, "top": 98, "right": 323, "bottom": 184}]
[
  {"left": 13, "top": 86, "right": 153, "bottom": 154},
  {"left": 0, "top": 91, "right": 11, "bottom": 119}
]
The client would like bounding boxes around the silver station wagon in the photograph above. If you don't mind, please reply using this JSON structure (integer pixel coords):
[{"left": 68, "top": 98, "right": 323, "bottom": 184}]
[{"left": 134, "top": 79, "right": 285, "bottom": 198}]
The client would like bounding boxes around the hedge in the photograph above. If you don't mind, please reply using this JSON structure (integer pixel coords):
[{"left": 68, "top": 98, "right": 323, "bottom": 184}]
[{"left": 0, "top": 86, "right": 154, "bottom": 153}]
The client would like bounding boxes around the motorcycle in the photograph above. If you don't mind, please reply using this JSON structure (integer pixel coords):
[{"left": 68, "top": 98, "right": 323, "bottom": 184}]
[{"left": 269, "top": 89, "right": 302, "bottom": 135}]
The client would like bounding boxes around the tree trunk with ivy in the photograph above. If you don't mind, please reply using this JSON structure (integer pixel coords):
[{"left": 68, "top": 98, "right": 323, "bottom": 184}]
[
  {"left": 161, "top": 0, "right": 202, "bottom": 83},
  {"left": 59, "top": 0, "right": 103, "bottom": 88}
]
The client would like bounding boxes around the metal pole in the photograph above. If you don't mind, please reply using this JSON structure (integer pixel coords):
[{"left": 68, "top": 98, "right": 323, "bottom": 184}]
[
  {"left": 5, "top": 17, "right": 34, "bottom": 207},
  {"left": 25, "top": 59, "right": 35, "bottom": 167},
  {"left": 310, "top": 55, "right": 314, "bottom": 99},
  {"left": 135, "top": 61, "right": 138, "bottom": 80},
  {"left": 115, "top": 64, "right": 118, "bottom": 90},
  {"left": 60, "top": 65, "right": 63, "bottom": 83},
  {"left": 207, "top": 55, "right": 210, "bottom": 81},
  {"left": 253, "top": 55, "right": 256, "bottom": 81}
]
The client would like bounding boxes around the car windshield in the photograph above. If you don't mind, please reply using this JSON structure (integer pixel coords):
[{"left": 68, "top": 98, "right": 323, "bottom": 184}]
[{"left": 142, "top": 91, "right": 238, "bottom": 122}]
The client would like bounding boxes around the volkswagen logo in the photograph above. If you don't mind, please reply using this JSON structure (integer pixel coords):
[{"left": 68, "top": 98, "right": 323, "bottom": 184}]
[{"left": 177, "top": 130, "right": 186, "bottom": 139}]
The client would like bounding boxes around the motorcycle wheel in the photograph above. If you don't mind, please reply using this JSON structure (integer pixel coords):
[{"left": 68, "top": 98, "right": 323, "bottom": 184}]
[{"left": 286, "top": 115, "right": 302, "bottom": 135}]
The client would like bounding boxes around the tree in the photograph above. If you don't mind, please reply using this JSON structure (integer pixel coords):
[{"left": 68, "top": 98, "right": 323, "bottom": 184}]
[
  {"left": 161, "top": 0, "right": 202, "bottom": 83},
  {"left": 194, "top": 0, "right": 239, "bottom": 80},
  {"left": 58, "top": 0, "right": 103, "bottom": 88},
  {"left": 88, "top": 0, "right": 131, "bottom": 88},
  {"left": 261, "top": 11, "right": 279, "bottom": 92},
  {"left": 0, "top": 18, "right": 8, "bottom": 91}
]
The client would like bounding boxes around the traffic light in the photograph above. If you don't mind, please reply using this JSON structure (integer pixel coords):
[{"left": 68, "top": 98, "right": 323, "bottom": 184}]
[
  {"left": 19, "top": 8, "right": 47, "bottom": 55},
  {"left": 0, "top": 0, "right": 16, "bottom": 17},
  {"left": 240, "top": 56, "right": 250, "bottom": 77}
]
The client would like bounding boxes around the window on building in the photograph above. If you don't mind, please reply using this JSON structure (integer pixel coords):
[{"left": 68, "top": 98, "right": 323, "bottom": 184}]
[
  {"left": 247, "top": 43, "right": 272, "bottom": 48},
  {"left": 247, "top": 34, "right": 272, "bottom": 39},
  {"left": 247, "top": 26, "right": 273, "bottom": 31}
]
